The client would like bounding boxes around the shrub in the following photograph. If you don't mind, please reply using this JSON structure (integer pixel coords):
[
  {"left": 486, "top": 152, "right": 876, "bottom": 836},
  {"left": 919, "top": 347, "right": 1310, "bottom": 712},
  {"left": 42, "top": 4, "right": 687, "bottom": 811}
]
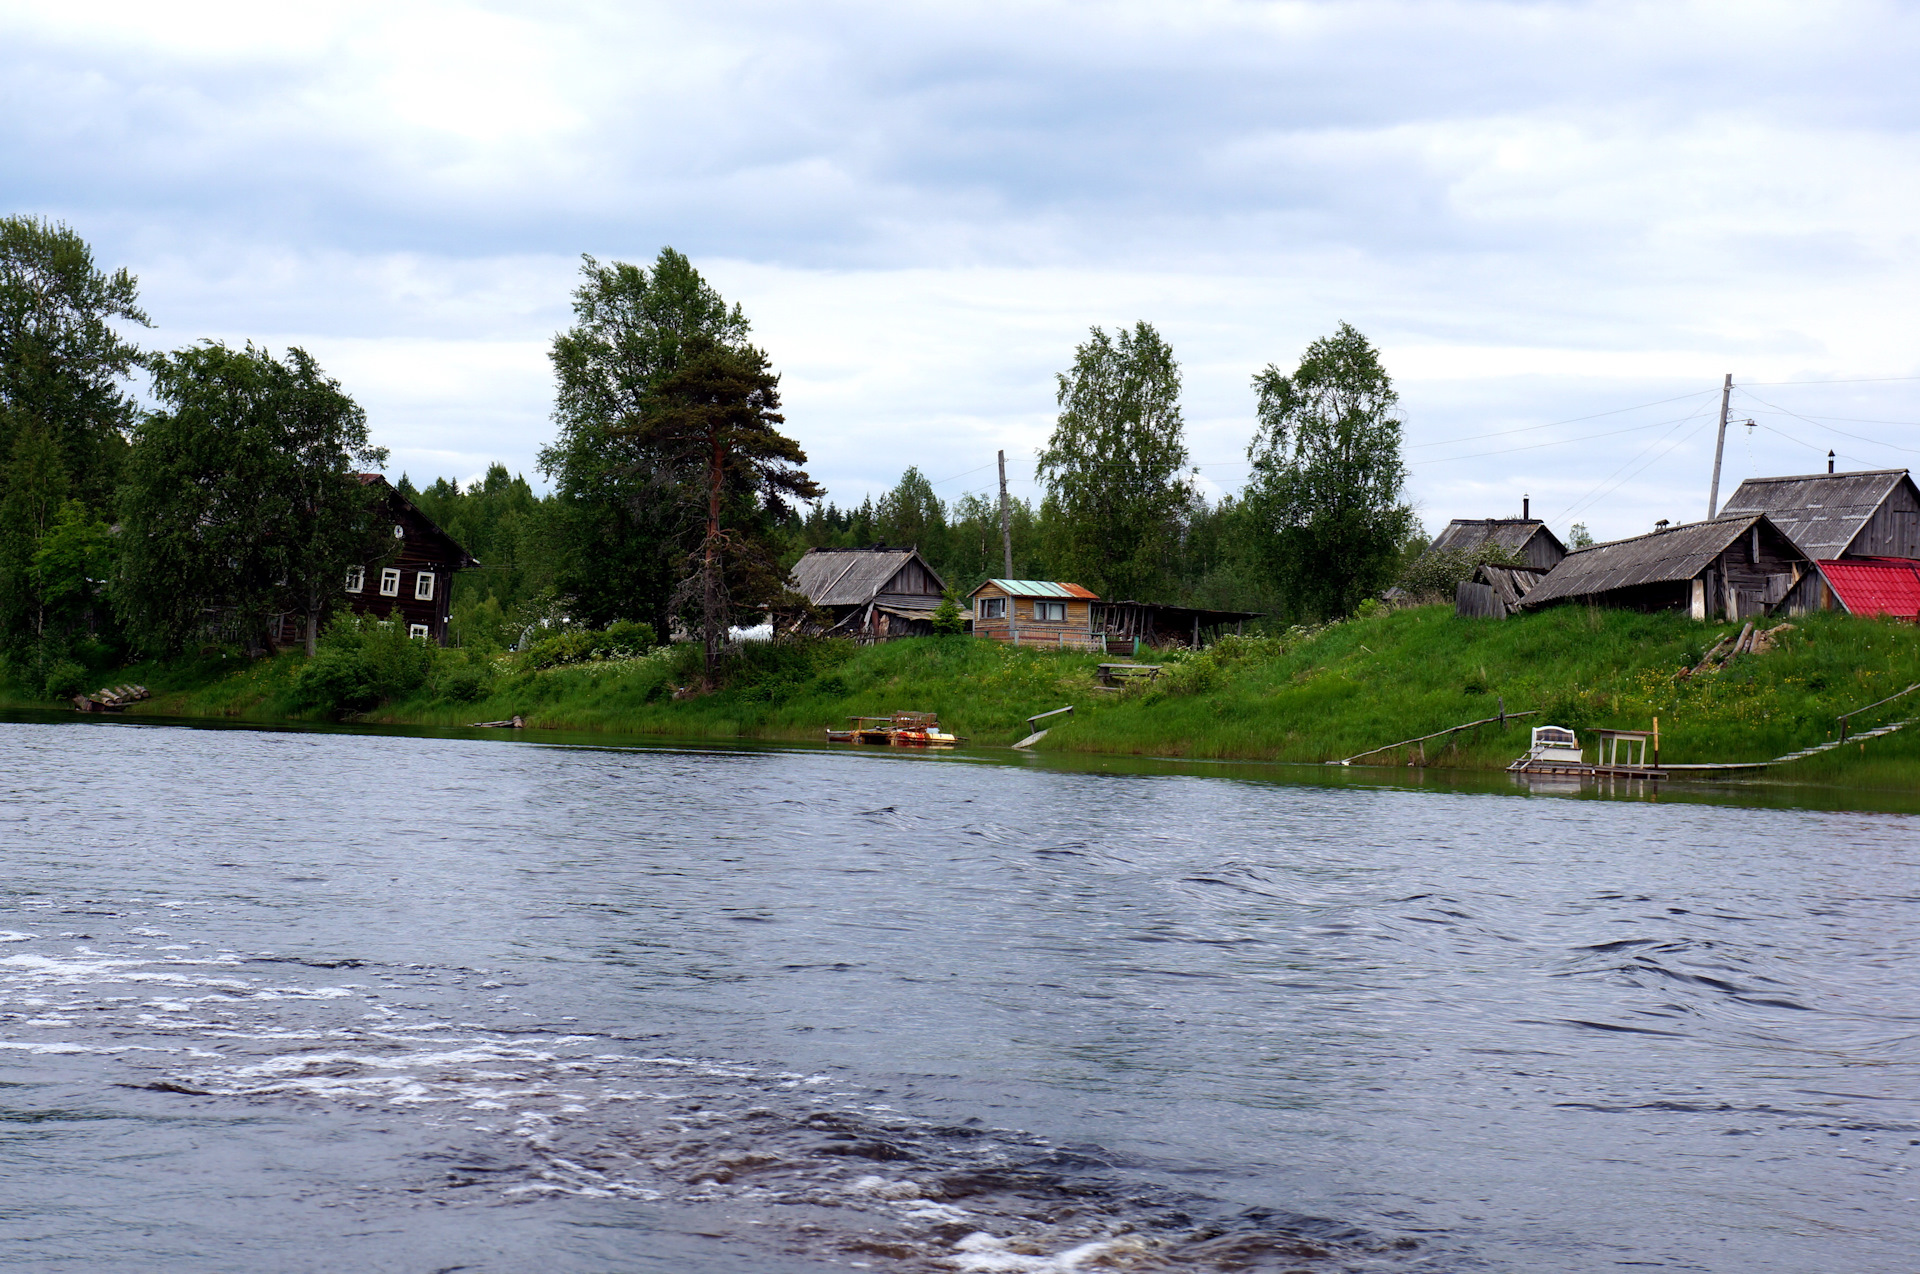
[
  {"left": 520, "top": 620, "right": 659, "bottom": 670},
  {"left": 42, "top": 659, "right": 88, "bottom": 701},
  {"left": 291, "top": 612, "right": 435, "bottom": 717},
  {"left": 1395, "top": 541, "right": 1525, "bottom": 604},
  {"left": 931, "top": 592, "right": 966, "bottom": 635}
]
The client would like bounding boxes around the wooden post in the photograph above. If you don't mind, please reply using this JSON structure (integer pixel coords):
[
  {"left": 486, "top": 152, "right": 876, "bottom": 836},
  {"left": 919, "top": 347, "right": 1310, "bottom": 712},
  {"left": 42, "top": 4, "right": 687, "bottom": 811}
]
[
  {"left": 1652, "top": 716, "right": 1659, "bottom": 765},
  {"left": 1708, "top": 372, "right": 1732, "bottom": 518},
  {"left": 997, "top": 450, "right": 1013, "bottom": 579}
]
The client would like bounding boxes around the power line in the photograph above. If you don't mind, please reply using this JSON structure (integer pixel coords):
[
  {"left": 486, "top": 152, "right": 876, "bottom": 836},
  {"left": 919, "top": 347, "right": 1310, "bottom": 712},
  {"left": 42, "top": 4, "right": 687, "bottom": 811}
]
[
  {"left": 1736, "top": 390, "right": 1920, "bottom": 457},
  {"left": 1418, "top": 411, "right": 1709, "bottom": 466},
  {"left": 1740, "top": 375, "right": 1920, "bottom": 386},
  {"left": 1550, "top": 404, "right": 1719, "bottom": 526},
  {"left": 1403, "top": 387, "right": 1720, "bottom": 451}
]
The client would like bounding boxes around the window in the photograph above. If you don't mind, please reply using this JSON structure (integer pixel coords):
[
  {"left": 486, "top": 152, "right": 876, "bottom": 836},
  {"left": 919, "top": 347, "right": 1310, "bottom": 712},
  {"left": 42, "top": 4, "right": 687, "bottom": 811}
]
[
  {"left": 344, "top": 566, "right": 365, "bottom": 593},
  {"left": 414, "top": 571, "right": 436, "bottom": 601},
  {"left": 977, "top": 596, "right": 1007, "bottom": 620},
  {"left": 379, "top": 567, "right": 401, "bottom": 597},
  {"left": 408, "top": 624, "right": 430, "bottom": 640},
  {"left": 1034, "top": 600, "right": 1067, "bottom": 622}
]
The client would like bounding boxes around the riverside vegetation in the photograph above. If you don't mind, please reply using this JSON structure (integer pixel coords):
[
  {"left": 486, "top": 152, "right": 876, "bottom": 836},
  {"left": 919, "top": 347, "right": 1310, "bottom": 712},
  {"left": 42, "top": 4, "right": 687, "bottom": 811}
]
[{"left": 8, "top": 604, "right": 1919, "bottom": 791}]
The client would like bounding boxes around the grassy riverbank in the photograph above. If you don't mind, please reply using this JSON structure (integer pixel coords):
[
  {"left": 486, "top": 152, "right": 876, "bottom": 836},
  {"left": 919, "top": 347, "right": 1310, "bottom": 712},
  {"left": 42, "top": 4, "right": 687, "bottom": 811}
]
[{"left": 8, "top": 605, "right": 1920, "bottom": 786}]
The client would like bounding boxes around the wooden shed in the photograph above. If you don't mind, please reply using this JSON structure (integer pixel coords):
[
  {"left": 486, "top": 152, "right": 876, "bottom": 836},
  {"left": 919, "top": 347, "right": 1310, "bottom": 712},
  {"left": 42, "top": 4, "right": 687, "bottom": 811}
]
[
  {"left": 1454, "top": 563, "right": 1551, "bottom": 619},
  {"left": 788, "top": 546, "right": 948, "bottom": 640},
  {"left": 969, "top": 579, "right": 1102, "bottom": 649},
  {"left": 1719, "top": 468, "right": 1920, "bottom": 561},
  {"left": 1518, "top": 513, "right": 1807, "bottom": 620},
  {"left": 270, "top": 474, "right": 477, "bottom": 648},
  {"left": 1092, "top": 600, "right": 1261, "bottom": 652}
]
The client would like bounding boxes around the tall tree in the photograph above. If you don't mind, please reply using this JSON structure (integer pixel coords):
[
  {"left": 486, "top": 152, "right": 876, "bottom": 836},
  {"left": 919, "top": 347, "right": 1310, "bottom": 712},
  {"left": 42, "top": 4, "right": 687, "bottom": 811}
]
[
  {"left": 540, "top": 249, "right": 750, "bottom": 634},
  {"left": 0, "top": 217, "right": 149, "bottom": 506},
  {"left": 1036, "top": 322, "right": 1192, "bottom": 599},
  {"left": 627, "top": 339, "right": 820, "bottom": 684},
  {"left": 874, "top": 465, "right": 946, "bottom": 556},
  {"left": 1243, "top": 322, "right": 1414, "bottom": 620},
  {"left": 116, "top": 342, "right": 387, "bottom": 655}
]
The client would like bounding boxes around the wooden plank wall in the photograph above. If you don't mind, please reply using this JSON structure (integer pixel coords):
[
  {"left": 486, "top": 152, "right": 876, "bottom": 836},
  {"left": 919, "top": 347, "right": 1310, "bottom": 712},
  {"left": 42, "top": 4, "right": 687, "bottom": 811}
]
[{"left": 1846, "top": 480, "right": 1920, "bottom": 558}]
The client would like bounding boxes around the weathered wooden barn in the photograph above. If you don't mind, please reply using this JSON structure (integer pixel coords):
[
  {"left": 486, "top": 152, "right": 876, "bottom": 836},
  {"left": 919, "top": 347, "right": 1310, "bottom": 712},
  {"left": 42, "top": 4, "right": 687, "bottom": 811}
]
[
  {"left": 788, "top": 547, "right": 948, "bottom": 640},
  {"left": 269, "top": 474, "right": 477, "bottom": 648},
  {"left": 1518, "top": 513, "right": 1807, "bottom": 620},
  {"left": 1091, "top": 600, "right": 1261, "bottom": 651},
  {"left": 1779, "top": 557, "right": 1920, "bottom": 620},
  {"left": 968, "top": 579, "right": 1102, "bottom": 649},
  {"left": 1454, "top": 563, "right": 1551, "bottom": 619},
  {"left": 1423, "top": 515, "right": 1568, "bottom": 570},
  {"left": 1719, "top": 468, "right": 1920, "bottom": 561}
]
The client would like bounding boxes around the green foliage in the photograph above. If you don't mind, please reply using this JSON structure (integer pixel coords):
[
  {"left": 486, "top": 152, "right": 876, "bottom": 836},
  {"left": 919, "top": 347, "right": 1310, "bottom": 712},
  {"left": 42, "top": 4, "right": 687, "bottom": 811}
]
[
  {"left": 290, "top": 612, "right": 435, "bottom": 717},
  {"left": 0, "top": 216, "right": 149, "bottom": 513},
  {"left": 1395, "top": 539, "right": 1525, "bottom": 603},
  {"left": 931, "top": 591, "right": 966, "bottom": 635},
  {"left": 413, "top": 465, "right": 555, "bottom": 636},
  {"left": 116, "top": 342, "right": 386, "bottom": 654},
  {"left": 1568, "top": 522, "right": 1595, "bottom": 550},
  {"left": 874, "top": 466, "right": 946, "bottom": 558},
  {"left": 1244, "top": 323, "right": 1415, "bottom": 620},
  {"left": 520, "top": 619, "right": 659, "bottom": 669},
  {"left": 41, "top": 658, "right": 87, "bottom": 700},
  {"left": 540, "top": 249, "right": 751, "bottom": 636},
  {"left": 1038, "top": 321, "right": 1192, "bottom": 600}
]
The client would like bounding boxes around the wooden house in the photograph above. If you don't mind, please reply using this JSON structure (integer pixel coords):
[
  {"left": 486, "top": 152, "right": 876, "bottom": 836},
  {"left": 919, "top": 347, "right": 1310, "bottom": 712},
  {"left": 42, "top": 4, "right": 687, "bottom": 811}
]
[
  {"left": 1423, "top": 515, "right": 1567, "bottom": 569},
  {"left": 1719, "top": 468, "right": 1920, "bottom": 616},
  {"left": 1719, "top": 468, "right": 1920, "bottom": 562},
  {"left": 1518, "top": 513, "right": 1806, "bottom": 620},
  {"left": 269, "top": 474, "right": 477, "bottom": 648},
  {"left": 788, "top": 546, "right": 947, "bottom": 640},
  {"left": 968, "top": 579, "right": 1102, "bottom": 649}
]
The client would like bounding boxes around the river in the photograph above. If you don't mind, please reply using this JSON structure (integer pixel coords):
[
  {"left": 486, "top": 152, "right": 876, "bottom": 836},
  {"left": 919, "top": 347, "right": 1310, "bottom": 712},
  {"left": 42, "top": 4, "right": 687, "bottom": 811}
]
[{"left": 1, "top": 716, "right": 1915, "bottom": 1272}]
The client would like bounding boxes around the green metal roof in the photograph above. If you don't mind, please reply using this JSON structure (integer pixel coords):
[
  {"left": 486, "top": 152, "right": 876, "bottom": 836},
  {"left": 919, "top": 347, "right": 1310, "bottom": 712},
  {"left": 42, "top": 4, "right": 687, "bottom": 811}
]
[{"left": 971, "top": 579, "right": 1099, "bottom": 599}]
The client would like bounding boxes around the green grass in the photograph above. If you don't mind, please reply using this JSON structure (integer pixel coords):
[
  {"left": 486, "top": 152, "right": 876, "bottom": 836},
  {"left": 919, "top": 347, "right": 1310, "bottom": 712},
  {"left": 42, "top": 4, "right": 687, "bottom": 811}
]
[{"left": 7, "top": 605, "right": 1920, "bottom": 790}]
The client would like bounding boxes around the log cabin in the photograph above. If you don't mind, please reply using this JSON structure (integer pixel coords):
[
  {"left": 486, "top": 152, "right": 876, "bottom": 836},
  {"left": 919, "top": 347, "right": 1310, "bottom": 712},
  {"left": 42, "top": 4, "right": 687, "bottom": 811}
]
[
  {"left": 788, "top": 546, "right": 948, "bottom": 640},
  {"left": 1518, "top": 513, "right": 1806, "bottom": 620}
]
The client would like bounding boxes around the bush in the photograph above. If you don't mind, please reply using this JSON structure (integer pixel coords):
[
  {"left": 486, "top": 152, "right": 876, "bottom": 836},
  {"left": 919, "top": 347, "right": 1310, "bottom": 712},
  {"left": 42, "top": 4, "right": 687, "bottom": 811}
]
[
  {"left": 931, "top": 592, "right": 966, "bottom": 635},
  {"left": 1395, "top": 542, "right": 1525, "bottom": 604},
  {"left": 520, "top": 620, "right": 659, "bottom": 670},
  {"left": 42, "top": 659, "right": 88, "bottom": 701},
  {"left": 291, "top": 612, "right": 436, "bottom": 717}
]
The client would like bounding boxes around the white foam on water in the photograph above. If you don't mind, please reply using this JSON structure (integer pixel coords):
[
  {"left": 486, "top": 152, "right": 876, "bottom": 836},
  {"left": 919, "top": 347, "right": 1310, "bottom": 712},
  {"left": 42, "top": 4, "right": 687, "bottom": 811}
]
[
  {"left": 0, "top": 932, "right": 35, "bottom": 943},
  {"left": 950, "top": 1232, "right": 1147, "bottom": 1273}
]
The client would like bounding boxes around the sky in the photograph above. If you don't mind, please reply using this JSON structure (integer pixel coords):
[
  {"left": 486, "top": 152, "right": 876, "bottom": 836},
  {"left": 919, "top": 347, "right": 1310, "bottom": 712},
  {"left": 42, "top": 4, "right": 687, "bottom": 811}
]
[{"left": 6, "top": 0, "right": 1920, "bottom": 543}]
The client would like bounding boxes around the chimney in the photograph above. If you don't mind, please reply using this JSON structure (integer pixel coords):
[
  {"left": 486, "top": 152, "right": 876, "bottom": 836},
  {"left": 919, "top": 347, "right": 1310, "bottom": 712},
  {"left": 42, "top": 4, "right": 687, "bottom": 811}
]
[
  {"left": 1828, "top": 451, "right": 1835, "bottom": 474},
  {"left": 1523, "top": 495, "right": 1530, "bottom": 520}
]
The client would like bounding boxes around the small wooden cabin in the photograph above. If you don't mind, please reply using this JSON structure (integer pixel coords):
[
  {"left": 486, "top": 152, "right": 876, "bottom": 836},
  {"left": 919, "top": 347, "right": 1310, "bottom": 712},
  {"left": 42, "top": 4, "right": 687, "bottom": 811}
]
[
  {"left": 1778, "top": 557, "right": 1920, "bottom": 620},
  {"left": 789, "top": 547, "right": 947, "bottom": 640},
  {"left": 270, "top": 474, "right": 477, "bottom": 648},
  {"left": 1519, "top": 513, "right": 1806, "bottom": 620},
  {"left": 969, "top": 579, "right": 1101, "bottom": 649}
]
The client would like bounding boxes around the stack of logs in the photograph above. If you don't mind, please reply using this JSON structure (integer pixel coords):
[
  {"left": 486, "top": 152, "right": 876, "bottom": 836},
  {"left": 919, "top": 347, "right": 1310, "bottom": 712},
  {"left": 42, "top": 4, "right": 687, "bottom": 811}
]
[
  {"left": 72, "top": 684, "right": 150, "bottom": 712},
  {"left": 1680, "top": 622, "right": 1793, "bottom": 679}
]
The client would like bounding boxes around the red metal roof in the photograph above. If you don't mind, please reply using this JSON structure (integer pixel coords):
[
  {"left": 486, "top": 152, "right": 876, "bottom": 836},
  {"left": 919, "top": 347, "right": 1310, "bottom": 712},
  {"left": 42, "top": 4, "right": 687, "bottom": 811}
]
[{"left": 1817, "top": 557, "right": 1920, "bottom": 619}]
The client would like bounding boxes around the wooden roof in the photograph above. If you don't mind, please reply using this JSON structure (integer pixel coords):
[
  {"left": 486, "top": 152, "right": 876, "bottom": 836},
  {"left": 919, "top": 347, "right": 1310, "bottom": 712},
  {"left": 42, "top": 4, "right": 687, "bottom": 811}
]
[
  {"left": 1719, "top": 468, "right": 1914, "bottom": 559},
  {"left": 1427, "top": 518, "right": 1563, "bottom": 557},
  {"left": 360, "top": 474, "right": 477, "bottom": 569},
  {"left": 790, "top": 547, "right": 945, "bottom": 607},
  {"left": 1520, "top": 513, "right": 1777, "bottom": 607}
]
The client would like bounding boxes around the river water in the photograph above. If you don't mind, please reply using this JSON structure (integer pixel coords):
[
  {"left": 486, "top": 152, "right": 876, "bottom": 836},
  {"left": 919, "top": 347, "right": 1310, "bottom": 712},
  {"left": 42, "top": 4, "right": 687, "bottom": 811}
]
[{"left": 1, "top": 717, "right": 1915, "bottom": 1273}]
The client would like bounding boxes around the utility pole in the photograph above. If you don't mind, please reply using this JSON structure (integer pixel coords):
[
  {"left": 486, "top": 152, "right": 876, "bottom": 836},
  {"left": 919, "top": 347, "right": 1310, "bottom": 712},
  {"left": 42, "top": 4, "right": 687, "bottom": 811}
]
[
  {"left": 997, "top": 450, "right": 1014, "bottom": 578},
  {"left": 1707, "top": 373, "right": 1732, "bottom": 518}
]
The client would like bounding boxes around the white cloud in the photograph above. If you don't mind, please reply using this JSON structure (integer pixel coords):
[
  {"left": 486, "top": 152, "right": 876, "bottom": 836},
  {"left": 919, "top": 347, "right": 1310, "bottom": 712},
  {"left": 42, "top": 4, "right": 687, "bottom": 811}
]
[{"left": 5, "top": 0, "right": 1920, "bottom": 544}]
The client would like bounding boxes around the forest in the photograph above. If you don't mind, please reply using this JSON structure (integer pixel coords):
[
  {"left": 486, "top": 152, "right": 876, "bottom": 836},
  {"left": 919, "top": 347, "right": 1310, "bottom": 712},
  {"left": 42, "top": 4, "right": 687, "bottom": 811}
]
[{"left": 0, "top": 216, "right": 1428, "bottom": 699}]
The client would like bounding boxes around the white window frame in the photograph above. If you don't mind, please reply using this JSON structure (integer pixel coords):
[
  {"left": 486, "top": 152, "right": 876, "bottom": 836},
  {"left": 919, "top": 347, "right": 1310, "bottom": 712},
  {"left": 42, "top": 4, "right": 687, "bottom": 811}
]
[
  {"left": 344, "top": 566, "right": 365, "bottom": 594},
  {"left": 414, "top": 571, "right": 436, "bottom": 601},
  {"left": 977, "top": 596, "right": 1006, "bottom": 620},
  {"left": 1035, "top": 600, "right": 1067, "bottom": 622},
  {"left": 379, "top": 567, "right": 401, "bottom": 597},
  {"left": 408, "top": 623, "right": 430, "bottom": 640}
]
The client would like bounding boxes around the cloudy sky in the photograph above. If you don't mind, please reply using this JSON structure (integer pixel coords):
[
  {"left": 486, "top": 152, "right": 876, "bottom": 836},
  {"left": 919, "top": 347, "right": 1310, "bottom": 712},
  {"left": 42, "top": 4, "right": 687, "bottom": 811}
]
[{"left": 7, "top": 0, "right": 1920, "bottom": 541}]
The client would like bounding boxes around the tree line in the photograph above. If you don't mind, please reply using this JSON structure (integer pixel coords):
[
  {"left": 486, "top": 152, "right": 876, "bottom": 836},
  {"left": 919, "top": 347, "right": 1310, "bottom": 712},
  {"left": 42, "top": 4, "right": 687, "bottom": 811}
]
[{"left": 1, "top": 217, "right": 1423, "bottom": 697}]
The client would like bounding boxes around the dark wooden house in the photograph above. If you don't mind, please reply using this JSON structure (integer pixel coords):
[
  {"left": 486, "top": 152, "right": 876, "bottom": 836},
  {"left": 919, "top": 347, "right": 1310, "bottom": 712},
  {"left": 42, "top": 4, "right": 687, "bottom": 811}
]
[
  {"left": 270, "top": 474, "right": 478, "bottom": 648},
  {"left": 1518, "top": 513, "right": 1807, "bottom": 620},
  {"left": 968, "top": 579, "right": 1102, "bottom": 649},
  {"left": 789, "top": 547, "right": 947, "bottom": 640},
  {"left": 1454, "top": 563, "right": 1551, "bottom": 619}
]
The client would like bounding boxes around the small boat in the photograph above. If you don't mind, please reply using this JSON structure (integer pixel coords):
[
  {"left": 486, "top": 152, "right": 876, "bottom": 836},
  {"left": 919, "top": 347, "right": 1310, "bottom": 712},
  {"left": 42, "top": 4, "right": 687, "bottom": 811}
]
[
  {"left": 1510, "top": 724, "right": 1586, "bottom": 772},
  {"left": 826, "top": 712, "right": 959, "bottom": 747},
  {"left": 1509, "top": 724, "right": 1669, "bottom": 780}
]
